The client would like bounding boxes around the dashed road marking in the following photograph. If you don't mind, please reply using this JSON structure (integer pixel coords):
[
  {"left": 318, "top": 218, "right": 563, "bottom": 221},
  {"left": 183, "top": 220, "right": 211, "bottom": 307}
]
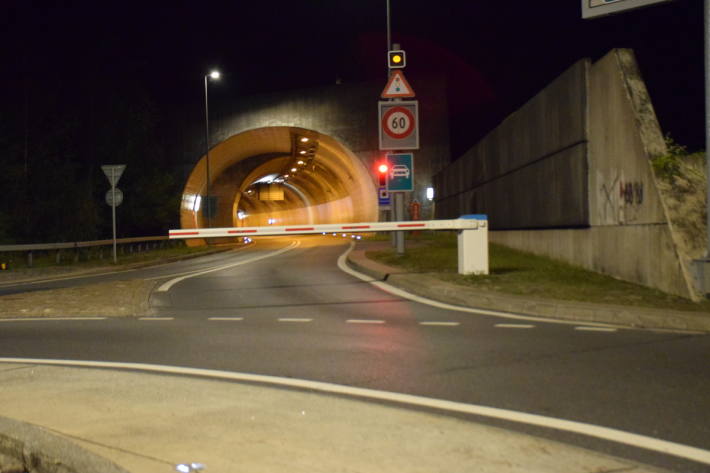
[
  {"left": 495, "top": 323, "right": 535, "bottom": 329},
  {"left": 0, "top": 317, "right": 107, "bottom": 322},
  {"left": 277, "top": 318, "right": 313, "bottom": 323},
  {"left": 208, "top": 317, "right": 244, "bottom": 321},
  {"left": 138, "top": 317, "right": 174, "bottom": 321},
  {"left": 347, "top": 319, "right": 385, "bottom": 324},
  {"left": 575, "top": 326, "right": 618, "bottom": 332},
  {"left": 419, "top": 321, "right": 460, "bottom": 326}
]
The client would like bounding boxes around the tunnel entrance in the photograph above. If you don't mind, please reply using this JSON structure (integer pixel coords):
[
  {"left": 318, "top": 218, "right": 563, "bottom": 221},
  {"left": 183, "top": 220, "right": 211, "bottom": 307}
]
[{"left": 180, "top": 127, "right": 378, "bottom": 239}]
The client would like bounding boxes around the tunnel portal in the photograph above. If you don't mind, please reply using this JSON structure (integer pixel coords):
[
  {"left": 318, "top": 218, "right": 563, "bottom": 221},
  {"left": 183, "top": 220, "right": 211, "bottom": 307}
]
[{"left": 180, "top": 127, "right": 379, "bottom": 235}]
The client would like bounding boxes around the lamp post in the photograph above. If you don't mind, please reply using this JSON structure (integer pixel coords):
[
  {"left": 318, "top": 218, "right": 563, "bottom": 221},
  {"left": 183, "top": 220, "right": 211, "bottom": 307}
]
[{"left": 204, "top": 69, "right": 220, "bottom": 227}]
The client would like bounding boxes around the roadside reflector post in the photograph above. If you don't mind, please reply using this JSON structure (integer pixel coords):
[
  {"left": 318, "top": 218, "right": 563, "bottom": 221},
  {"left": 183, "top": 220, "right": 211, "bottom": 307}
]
[{"left": 457, "top": 215, "right": 489, "bottom": 276}]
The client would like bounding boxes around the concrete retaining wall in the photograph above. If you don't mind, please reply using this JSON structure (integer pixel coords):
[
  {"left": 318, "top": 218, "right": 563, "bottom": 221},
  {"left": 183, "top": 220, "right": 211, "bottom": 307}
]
[
  {"left": 434, "top": 60, "right": 589, "bottom": 229},
  {"left": 433, "top": 49, "right": 697, "bottom": 299}
]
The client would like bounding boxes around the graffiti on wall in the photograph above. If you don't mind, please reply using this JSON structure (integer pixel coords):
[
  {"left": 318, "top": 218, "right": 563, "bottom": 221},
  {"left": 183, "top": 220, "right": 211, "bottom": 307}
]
[{"left": 597, "top": 170, "right": 645, "bottom": 224}]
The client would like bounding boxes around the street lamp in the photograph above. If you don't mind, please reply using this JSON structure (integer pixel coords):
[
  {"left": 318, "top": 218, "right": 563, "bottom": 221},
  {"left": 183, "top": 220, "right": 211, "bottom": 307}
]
[{"left": 204, "top": 69, "right": 220, "bottom": 227}]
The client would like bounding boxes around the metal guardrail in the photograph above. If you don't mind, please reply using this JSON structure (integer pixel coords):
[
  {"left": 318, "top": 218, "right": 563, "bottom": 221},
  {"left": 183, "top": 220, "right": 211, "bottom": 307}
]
[
  {"left": 0, "top": 236, "right": 172, "bottom": 268},
  {"left": 0, "top": 236, "right": 168, "bottom": 252}
]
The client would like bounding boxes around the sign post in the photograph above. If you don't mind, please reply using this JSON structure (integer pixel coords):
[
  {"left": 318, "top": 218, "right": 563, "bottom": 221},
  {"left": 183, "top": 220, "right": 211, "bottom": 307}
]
[
  {"left": 101, "top": 164, "right": 126, "bottom": 264},
  {"left": 378, "top": 41, "right": 420, "bottom": 255}
]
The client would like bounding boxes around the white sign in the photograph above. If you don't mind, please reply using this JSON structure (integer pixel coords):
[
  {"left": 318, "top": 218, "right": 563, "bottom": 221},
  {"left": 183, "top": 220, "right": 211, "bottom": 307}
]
[
  {"left": 582, "top": 0, "right": 674, "bottom": 19},
  {"left": 381, "top": 70, "right": 415, "bottom": 99},
  {"left": 105, "top": 188, "right": 124, "bottom": 207},
  {"left": 101, "top": 164, "right": 126, "bottom": 187},
  {"left": 378, "top": 101, "right": 419, "bottom": 150}
]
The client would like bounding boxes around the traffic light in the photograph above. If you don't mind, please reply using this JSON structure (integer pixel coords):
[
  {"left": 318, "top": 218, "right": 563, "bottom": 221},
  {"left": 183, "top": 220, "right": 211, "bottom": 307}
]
[
  {"left": 388, "top": 50, "right": 406, "bottom": 69},
  {"left": 377, "top": 162, "right": 389, "bottom": 186}
]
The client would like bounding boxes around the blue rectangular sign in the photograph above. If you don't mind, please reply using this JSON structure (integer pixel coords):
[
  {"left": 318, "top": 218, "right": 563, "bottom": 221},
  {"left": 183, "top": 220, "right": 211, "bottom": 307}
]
[
  {"left": 386, "top": 153, "right": 413, "bottom": 192},
  {"left": 378, "top": 186, "right": 391, "bottom": 206}
]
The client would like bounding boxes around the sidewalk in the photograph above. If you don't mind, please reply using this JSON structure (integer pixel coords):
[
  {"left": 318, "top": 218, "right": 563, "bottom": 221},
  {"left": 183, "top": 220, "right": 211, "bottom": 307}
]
[
  {"left": 0, "top": 362, "right": 669, "bottom": 473},
  {"left": 347, "top": 241, "right": 710, "bottom": 333}
]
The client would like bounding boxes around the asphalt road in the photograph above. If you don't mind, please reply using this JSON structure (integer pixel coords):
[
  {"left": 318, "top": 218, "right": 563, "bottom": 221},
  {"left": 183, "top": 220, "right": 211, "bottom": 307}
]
[{"left": 1, "top": 236, "right": 709, "bottom": 472}]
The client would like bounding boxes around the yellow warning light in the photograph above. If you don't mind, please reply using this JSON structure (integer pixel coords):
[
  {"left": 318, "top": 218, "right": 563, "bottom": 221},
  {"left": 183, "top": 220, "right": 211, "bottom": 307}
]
[{"left": 388, "top": 50, "right": 406, "bottom": 69}]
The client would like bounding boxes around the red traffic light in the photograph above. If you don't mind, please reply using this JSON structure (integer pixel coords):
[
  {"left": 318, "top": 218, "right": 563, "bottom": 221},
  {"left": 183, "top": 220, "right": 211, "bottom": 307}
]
[{"left": 378, "top": 163, "right": 389, "bottom": 174}]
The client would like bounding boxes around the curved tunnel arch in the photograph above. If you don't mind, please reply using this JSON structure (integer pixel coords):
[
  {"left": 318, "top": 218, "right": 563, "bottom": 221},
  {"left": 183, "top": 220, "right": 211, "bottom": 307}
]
[{"left": 180, "top": 127, "right": 378, "bottom": 240}]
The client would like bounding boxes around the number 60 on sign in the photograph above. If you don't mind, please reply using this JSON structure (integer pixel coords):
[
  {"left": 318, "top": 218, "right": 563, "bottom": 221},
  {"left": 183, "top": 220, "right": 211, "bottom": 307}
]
[{"left": 378, "top": 101, "right": 419, "bottom": 150}]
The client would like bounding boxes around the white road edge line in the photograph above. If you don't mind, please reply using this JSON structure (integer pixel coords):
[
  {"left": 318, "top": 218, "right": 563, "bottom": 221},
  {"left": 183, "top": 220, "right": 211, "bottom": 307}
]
[
  {"left": 156, "top": 241, "right": 300, "bottom": 292},
  {"left": 208, "top": 317, "right": 244, "bottom": 321},
  {"left": 419, "top": 321, "right": 460, "bottom": 326},
  {"left": 0, "top": 317, "right": 107, "bottom": 322},
  {"left": 1, "top": 358, "right": 708, "bottom": 466},
  {"left": 346, "top": 319, "right": 385, "bottom": 324},
  {"left": 138, "top": 317, "right": 174, "bottom": 321},
  {"left": 277, "top": 318, "right": 313, "bottom": 323},
  {"left": 575, "top": 326, "right": 618, "bottom": 332},
  {"left": 495, "top": 324, "right": 535, "bottom": 329},
  {"left": 336, "top": 243, "right": 652, "bottom": 330}
]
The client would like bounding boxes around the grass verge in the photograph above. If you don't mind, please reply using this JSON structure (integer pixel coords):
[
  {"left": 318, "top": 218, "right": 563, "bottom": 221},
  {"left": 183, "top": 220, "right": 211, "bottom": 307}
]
[{"left": 366, "top": 233, "right": 710, "bottom": 313}]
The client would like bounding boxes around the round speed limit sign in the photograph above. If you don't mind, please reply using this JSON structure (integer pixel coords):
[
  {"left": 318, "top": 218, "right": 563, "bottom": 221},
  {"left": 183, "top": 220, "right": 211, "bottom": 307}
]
[{"left": 382, "top": 106, "right": 416, "bottom": 139}]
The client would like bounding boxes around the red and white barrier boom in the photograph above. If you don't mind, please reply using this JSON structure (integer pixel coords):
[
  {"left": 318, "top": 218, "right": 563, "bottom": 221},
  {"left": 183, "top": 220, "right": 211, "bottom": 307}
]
[{"left": 169, "top": 215, "right": 488, "bottom": 275}]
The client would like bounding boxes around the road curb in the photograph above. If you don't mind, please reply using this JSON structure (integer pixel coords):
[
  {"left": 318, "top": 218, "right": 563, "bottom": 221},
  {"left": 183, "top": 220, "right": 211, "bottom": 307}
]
[
  {"left": 347, "top": 247, "right": 710, "bottom": 332},
  {"left": 0, "top": 415, "right": 130, "bottom": 473}
]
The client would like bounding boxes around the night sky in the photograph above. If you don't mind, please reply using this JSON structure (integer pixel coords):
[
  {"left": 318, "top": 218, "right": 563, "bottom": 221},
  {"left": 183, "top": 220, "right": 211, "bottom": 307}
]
[{"left": 1, "top": 0, "right": 704, "bottom": 154}]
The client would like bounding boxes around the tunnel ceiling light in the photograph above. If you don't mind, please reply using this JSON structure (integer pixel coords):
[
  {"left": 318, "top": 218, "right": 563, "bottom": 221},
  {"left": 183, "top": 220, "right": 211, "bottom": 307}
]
[
  {"left": 297, "top": 160, "right": 305, "bottom": 165},
  {"left": 299, "top": 150, "right": 307, "bottom": 155},
  {"left": 291, "top": 167, "right": 297, "bottom": 172},
  {"left": 300, "top": 137, "right": 309, "bottom": 143}
]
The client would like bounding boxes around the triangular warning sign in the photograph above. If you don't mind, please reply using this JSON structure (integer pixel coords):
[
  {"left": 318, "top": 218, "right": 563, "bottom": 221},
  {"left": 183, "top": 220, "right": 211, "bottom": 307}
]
[{"left": 381, "top": 70, "right": 415, "bottom": 98}]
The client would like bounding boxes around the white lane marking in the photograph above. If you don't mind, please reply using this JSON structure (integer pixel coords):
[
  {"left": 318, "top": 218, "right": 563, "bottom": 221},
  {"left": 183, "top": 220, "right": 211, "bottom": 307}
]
[
  {"left": 346, "top": 319, "right": 385, "bottom": 324},
  {"left": 419, "top": 321, "right": 460, "bottom": 326},
  {"left": 138, "top": 317, "right": 174, "bottom": 321},
  {"left": 575, "top": 326, "right": 618, "bottom": 332},
  {"left": 277, "top": 318, "right": 313, "bottom": 323},
  {"left": 208, "top": 317, "right": 244, "bottom": 321},
  {"left": 0, "top": 317, "right": 107, "bottom": 322},
  {"left": 2, "top": 358, "right": 709, "bottom": 466},
  {"left": 156, "top": 241, "right": 300, "bottom": 292},
  {"left": 337, "top": 244, "right": 657, "bottom": 330},
  {"left": 495, "top": 323, "right": 535, "bottom": 329}
]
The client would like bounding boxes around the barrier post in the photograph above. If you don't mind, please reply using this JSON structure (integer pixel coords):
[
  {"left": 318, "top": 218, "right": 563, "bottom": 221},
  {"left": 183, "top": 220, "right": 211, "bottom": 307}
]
[{"left": 457, "top": 215, "right": 489, "bottom": 275}]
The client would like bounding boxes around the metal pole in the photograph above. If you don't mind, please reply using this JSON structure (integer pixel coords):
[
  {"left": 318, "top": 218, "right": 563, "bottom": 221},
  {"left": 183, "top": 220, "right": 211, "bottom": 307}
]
[
  {"left": 386, "top": 0, "right": 391, "bottom": 52},
  {"left": 204, "top": 75, "right": 211, "bottom": 228},
  {"left": 395, "top": 192, "right": 405, "bottom": 255},
  {"left": 111, "top": 175, "right": 117, "bottom": 264},
  {"left": 705, "top": 0, "right": 710, "bottom": 256}
]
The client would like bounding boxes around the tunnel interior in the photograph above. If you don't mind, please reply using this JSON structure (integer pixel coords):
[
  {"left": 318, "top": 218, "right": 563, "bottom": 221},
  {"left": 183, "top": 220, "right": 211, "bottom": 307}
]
[{"left": 180, "top": 127, "right": 378, "bottom": 238}]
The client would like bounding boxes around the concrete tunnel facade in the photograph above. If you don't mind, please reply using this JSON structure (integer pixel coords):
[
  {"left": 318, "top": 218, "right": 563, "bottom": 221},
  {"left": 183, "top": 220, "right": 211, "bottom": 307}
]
[{"left": 177, "top": 78, "right": 451, "bottom": 239}]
